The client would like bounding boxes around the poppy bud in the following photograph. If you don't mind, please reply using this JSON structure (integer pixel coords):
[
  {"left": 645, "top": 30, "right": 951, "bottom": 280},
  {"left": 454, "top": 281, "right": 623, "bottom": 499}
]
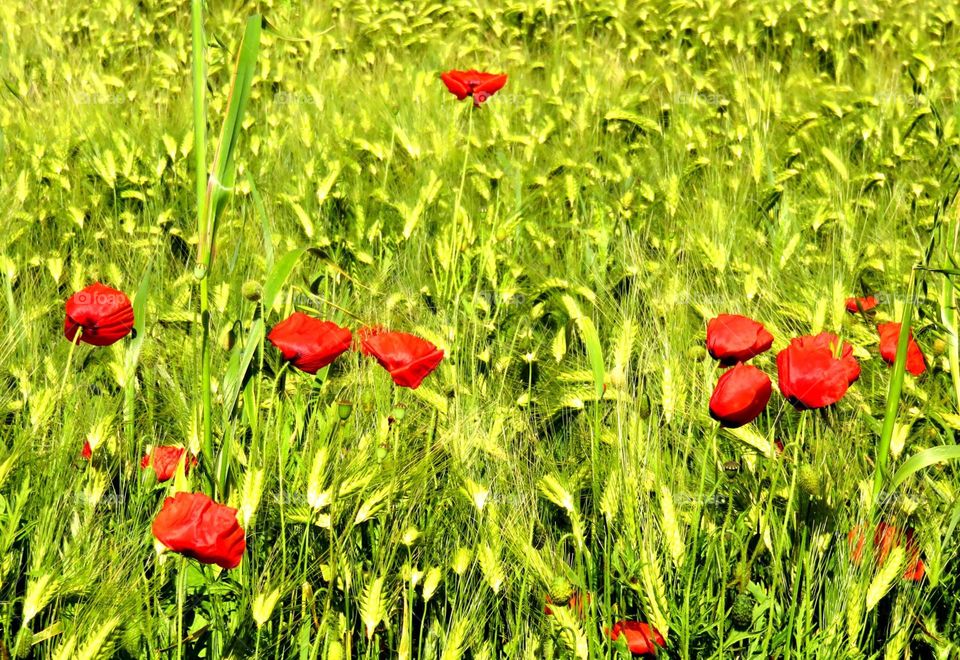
[
  {"left": 242, "top": 280, "right": 262, "bottom": 302},
  {"left": 548, "top": 575, "right": 575, "bottom": 603},
  {"left": 797, "top": 464, "right": 820, "bottom": 497},
  {"left": 220, "top": 324, "right": 236, "bottom": 351},
  {"left": 337, "top": 400, "right": 353, "bottom": 421},
  {"left": 731, "top": 593, "right": 754, "bottom": 630},
  {"left": 637, "top": 391, "right": 651, "bottom": 419},
  {"left": 13, "top": 628, "right": 32, "bottom": 659}
]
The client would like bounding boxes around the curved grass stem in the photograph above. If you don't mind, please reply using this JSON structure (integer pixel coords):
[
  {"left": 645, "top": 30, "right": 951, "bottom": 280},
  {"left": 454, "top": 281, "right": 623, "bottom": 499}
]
[{"left": 872, "top": 267, "right": 918, "bottom": 513}]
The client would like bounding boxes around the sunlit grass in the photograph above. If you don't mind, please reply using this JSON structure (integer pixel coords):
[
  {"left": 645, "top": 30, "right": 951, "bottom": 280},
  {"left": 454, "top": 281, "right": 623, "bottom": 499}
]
[{"left": 0, "top": 0, "right": 958, "bottom": 657}]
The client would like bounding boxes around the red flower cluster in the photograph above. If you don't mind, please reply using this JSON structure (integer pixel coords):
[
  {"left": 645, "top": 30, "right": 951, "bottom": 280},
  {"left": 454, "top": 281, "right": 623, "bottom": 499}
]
[
  {"left": 848, "top": 522, "right": 925, "bottom": 582},
  {"left": 152, "top": 492, "right": 246, "bottom": 569},
  {"left": 440, "top": 69, "right": 507, "bottom": 107},
  {"left": 846, "top": 296, "right": 927, "bottom": 376},
  {"left": 706, "top": 295, "right": 927, "bottom": 424},
  {"left": 267, "top": 312, "right": 443, "bottom": 390},
  {"left": 706, "top": 315, "right": 774, "bottom": 426}
]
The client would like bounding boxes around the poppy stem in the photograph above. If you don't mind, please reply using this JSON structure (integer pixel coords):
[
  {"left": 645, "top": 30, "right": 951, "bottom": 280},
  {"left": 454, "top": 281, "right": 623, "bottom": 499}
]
[
  {"left": 59, "top": 327, "right": 82, "bottom": 402},
  {"left": 176, "top": 556, "right": 187, "bottom": 660},
  {"left": 445, "top": 106, "right": 474, "bottom": 299},
  {"left": 190, "top": 0, "right": 215, "bottom": 493},
  {"left": 939, "top": 209, "right": 960, "bottom": 409}
]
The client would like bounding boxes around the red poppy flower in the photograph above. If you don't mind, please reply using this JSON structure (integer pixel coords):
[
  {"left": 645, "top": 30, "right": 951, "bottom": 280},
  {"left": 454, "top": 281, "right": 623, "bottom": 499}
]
[
  {"left": 607, "top": 621, "right": 665, "bottom": 656},
  {"left": 267, "top": 312, "right": 353, "bottom": 374},
  {"left": 81, "top": 440, "right": 92, "bottom": 461},
  {"left": 848, "top": 522, "right": 924, "bottom": 582},
  {"left": 64, "top": 283, "right": 134, "bottom": 346},
  {"left": 709, "top": 364, "right": 771, "bottom": 428},
  {"left": 877, "top": 322, "right": 926, "bottom": 376},
  {"left": 361, "top": 331, "right": 444, "bottom": 389},
  {"left": 152, "top": 492, "right": 246, "bottom": 569},
  {"left": 440, "top": 69, "right": 508, "bottom": 107},
  {"left": 845, "top": 296, "right": 877, "bottom": 314},
  {"left": 141, "top": 446, "right": 197, "bottom": 482},
  {"left": 776, "top": 333, "right": 860, "bottom": 409},
  {"left": 706, "top": 315, "right": 774, "bottom": 366}
]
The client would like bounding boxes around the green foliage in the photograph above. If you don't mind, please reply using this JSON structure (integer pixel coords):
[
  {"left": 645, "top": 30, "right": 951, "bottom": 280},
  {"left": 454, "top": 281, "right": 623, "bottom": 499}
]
[{"left": 0, "top": 0, "right": 959, "bottom": 658}]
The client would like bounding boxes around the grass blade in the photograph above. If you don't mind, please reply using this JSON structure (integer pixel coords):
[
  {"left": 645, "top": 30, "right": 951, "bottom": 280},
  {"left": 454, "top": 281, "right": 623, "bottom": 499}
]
[
  {"left": 872, "top": 269, "right": 917, "bottom": 507},
  {"left": 890, "top": 445, "right": 960, "bottom": 489},
  {"left": 204, "top": 15, "right": 262, "bottom": 259}
]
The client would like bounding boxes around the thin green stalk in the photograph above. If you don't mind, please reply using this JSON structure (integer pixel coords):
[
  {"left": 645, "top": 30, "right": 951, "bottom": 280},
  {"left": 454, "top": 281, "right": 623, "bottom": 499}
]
[
  {"left": 941, "top": 211, "right": 960, "bottom": 409},
  {"left": 176, "top": 557, "right": 187, "bottom": 660},
  {"left": 124, "top": 368, "right": 135, "bottom": 447},
  {"left": 191, "top": 0, "right": 214, "bottom": 484},
  {"left": 942, "top": 282, "right": 960, "bottom": 409},
  {"left": 872, "top": 268, "right": 918, "bottom": 510},
  {"left": 681, "top": 425, "right": 718, "bottom": 658},
  {"left": 60, "top": 327, "right": 82, "bottom": 402},
  {"left": 446, "top": 107, "right": 473, "bottom": 299}
]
